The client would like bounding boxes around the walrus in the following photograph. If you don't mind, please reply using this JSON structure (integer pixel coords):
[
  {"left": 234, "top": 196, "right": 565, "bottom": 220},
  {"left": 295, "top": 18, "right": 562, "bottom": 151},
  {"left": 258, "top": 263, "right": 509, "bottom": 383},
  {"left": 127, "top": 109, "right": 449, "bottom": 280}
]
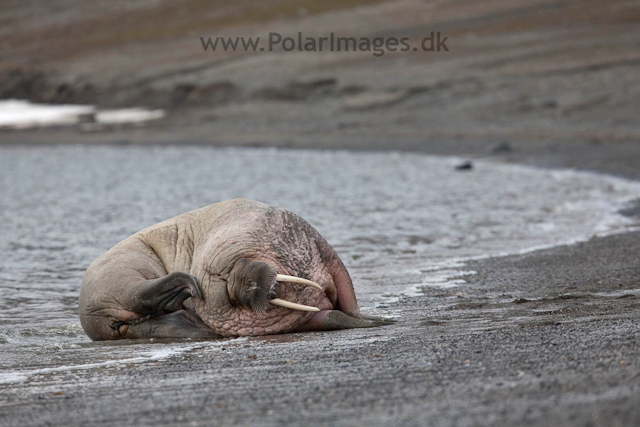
[{"left": 79, "top": 198, "right": 392, "bottom": 340}]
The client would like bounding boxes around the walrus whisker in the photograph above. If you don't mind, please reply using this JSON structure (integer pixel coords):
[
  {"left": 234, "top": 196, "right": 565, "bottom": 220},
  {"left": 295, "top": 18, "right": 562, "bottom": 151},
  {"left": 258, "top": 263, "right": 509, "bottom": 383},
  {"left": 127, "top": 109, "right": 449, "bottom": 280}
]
[
  {"left": 269, "top": 298, "right": 320, "bottom": 312},
  {"left": 275, "top": 274, "right": 322, "bottom": 290}
]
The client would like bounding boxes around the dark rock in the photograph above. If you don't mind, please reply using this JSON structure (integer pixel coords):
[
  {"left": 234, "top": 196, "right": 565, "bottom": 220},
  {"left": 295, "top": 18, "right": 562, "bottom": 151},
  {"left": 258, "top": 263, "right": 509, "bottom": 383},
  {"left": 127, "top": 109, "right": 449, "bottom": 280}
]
[
  {"left": 618, "top": 199, "right": 640, "bottom": 218},
  {"left": 77, "top": 112, "right": 96, "bottom": 124},
  {"left": 488, "top": 141, "right": 513, "bottom": 154},
  {"left": 0, "top": 68, "right": 49, "bottom": 102},
  {"left": 253, "top": 78, "right": 338, "bottom": 101},
  {"left": 338, "top": 84, "right": 367, "bottom": 96},
  {"left": 455, "top": 160, "right": 473, "bottom": 171}
]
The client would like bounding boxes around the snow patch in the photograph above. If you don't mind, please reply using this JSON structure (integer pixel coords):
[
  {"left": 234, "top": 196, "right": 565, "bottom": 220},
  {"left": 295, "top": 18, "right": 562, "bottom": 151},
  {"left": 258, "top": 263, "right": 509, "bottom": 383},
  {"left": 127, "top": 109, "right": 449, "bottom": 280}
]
[{"left": 0, "top": 99, "right": 164, "bottom": 129}]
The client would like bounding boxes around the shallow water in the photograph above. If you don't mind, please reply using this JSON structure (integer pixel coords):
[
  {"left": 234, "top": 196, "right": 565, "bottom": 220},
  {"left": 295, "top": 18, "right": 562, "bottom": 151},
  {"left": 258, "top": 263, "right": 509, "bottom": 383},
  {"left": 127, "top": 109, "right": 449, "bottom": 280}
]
[{"left": 1, "top": 145, "right": 639, "bottom": 384}]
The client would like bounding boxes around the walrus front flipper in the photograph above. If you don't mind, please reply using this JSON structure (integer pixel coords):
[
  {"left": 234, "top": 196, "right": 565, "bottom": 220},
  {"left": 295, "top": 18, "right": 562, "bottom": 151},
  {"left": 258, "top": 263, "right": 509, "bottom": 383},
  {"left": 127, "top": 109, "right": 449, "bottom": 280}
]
[
  {"left": 109, "top": 272, "right": 219, "bottom": 339},
  {"left": 313, "top": 236, "right": 361, "bottom": 315},
  {"left": 122, "top": 271, "right": 202, "bottom": 315},
  {"left": 294, "top": 310, "right": 395, "bottom": 332},
  {"left": 120, "top": 310, "right": 221, "bottom": 339}
]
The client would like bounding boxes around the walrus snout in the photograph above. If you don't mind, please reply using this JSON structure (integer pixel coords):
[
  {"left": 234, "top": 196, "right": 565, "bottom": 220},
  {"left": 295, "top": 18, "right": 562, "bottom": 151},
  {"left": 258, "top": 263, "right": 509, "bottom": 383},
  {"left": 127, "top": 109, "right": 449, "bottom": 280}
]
[
  {"left": 228, "top": 258, "right": 322, "bottom": 314},
  {"left": 227, "top": 259, "right": 275, "bottom": 314}
]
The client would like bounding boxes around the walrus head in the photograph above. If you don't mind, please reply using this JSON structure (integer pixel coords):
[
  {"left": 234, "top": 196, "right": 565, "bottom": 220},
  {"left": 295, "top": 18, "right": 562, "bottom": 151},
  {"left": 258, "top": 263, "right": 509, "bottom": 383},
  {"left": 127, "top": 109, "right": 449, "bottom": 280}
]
[{"left": 227, "top": 258, "right": 322, "bottom": 315}]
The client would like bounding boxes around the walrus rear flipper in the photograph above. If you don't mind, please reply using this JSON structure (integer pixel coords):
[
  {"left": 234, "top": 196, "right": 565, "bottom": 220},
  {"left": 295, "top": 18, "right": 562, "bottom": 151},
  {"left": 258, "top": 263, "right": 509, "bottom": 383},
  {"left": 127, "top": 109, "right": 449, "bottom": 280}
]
[
  {"left": 120, "top": 310, "right": 221, "bottom": 339},
  {"left": 115, "top": 272, "right": 219, "bottom": 339},
  {"left": 81, "top": 270, "right": 218, "bottom": 340},
  {"left": 294, "top": 310, "right": 395, "bottom": 332}
]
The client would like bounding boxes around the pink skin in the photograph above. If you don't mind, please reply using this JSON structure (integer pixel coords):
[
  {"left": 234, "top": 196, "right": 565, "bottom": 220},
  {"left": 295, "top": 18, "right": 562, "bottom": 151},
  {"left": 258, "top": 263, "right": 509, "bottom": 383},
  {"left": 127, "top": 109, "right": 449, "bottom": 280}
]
[
  {"left": 188, "top": 253, "right": 388, "bottom": 338},
  {"left": 190, "top": 256, "right": 345, "bottom": 337}
]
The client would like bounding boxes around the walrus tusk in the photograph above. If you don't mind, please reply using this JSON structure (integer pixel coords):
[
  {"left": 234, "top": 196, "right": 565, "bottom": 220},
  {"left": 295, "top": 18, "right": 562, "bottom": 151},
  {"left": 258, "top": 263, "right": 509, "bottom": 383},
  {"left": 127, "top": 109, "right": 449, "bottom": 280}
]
[
  {"left": 270, "top": 298, "right": 320, "bottom": 312},
  {"left": 275, "top": 274, "right": 322, "bottom": 291}
]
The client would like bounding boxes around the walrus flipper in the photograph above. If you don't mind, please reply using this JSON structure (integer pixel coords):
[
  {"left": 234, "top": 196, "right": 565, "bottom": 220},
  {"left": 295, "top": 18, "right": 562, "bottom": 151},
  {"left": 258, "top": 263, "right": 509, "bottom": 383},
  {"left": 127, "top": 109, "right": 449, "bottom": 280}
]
[
  {"left": 122, "top": 271, "right": 202, "bottom": 314},
  {"left": 113, "top": 272, "right": 219, "bottom": 339},
  {"left": 294, "top": 310, "right": 395, "bottom": 332},
  {"left": 120, "top": 310, "right": 221, "bottom": 339}
]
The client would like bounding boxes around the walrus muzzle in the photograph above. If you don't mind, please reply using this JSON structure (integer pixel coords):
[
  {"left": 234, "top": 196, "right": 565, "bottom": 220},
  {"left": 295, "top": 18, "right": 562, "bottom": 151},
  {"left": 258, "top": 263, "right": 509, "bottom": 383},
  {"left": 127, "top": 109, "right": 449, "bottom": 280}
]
[{"left": 270, "top": 274, "right": 323, "bottom": 312}]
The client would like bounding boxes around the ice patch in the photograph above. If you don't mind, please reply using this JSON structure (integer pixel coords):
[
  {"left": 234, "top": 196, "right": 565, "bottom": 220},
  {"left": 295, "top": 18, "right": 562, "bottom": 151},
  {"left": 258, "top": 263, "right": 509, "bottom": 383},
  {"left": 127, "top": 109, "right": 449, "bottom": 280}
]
[
  {"left": 0, "top": 99, "right": 164, "bottom": 129},
  {"left": 0, "top": 100, "right": 93, "bottom": 128},
  {"left": 96, "top": 108, "right": 165, "bottom": 124}
]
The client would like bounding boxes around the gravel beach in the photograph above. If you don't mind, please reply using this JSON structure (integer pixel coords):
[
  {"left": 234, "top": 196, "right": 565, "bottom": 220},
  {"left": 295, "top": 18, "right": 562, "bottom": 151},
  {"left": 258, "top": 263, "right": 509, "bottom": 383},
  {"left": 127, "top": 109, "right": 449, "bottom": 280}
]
[{"left": 2, "top": 229, "right": 639, "bottom": 427}]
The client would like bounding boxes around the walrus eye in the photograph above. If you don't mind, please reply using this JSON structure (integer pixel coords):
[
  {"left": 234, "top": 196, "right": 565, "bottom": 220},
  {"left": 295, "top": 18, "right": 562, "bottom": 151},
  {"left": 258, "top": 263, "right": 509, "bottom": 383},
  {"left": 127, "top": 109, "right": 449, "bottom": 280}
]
[{"left": 248, "top": 281, "right": 258, "bottom": 291}]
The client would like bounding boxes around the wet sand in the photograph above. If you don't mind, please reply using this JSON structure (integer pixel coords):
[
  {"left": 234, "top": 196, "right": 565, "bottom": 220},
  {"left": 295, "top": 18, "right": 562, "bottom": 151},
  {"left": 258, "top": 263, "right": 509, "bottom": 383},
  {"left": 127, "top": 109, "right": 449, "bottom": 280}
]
[{"left": 2, "top": 231, "right": 639, "bottom": 427}]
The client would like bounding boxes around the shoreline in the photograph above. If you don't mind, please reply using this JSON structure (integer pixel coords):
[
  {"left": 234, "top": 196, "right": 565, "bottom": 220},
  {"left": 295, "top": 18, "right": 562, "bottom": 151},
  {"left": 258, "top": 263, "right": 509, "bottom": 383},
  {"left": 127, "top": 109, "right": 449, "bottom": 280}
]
[
  {"left": 2, "top": 137, "right": 640, "bottom": 427},
  {"left": 2, "top": 117, "right": 640, "bottom": 181},
  {"left": 3, "top": 230, "right": 639, "bottom": 426}
]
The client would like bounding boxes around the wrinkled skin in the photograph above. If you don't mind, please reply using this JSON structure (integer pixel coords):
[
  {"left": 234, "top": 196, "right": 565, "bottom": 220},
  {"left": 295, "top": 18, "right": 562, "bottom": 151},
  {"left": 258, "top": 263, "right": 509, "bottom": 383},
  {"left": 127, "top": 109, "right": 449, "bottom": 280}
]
[{"left": 79, "top": 199, "right": 392, "bottom": 340}]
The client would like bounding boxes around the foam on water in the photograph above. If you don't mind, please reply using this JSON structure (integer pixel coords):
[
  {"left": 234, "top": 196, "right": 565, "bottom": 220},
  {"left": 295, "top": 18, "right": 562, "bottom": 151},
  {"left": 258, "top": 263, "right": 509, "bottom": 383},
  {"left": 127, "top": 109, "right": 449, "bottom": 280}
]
[
  {"left": 0, "top": 337, "right": 248, "bottom": 385},
  {"left": 0, "top": 346, "right": 184, "bottom": 384},
  {"left": 0, "top": 145, "right": 639, "bottom": 382}
]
